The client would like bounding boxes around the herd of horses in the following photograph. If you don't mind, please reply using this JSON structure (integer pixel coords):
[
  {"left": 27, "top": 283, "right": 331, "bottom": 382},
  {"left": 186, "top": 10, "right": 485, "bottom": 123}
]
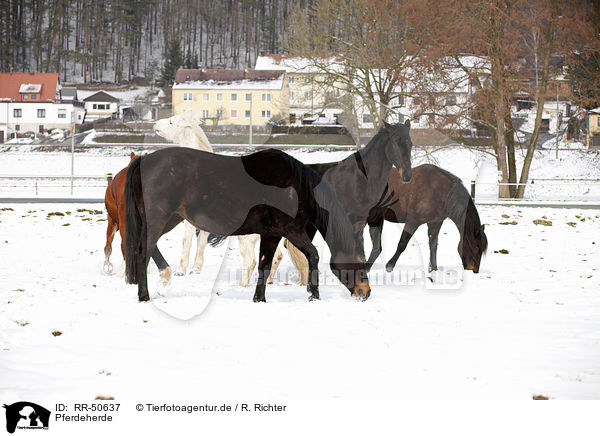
[{"left": 103, "top": 112, "right": 488, "bottom": 303}]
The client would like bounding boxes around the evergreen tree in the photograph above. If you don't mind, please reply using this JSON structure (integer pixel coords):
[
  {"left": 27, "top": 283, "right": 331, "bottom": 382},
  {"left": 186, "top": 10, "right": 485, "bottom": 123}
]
[{"left": 160, "top": 39, "right": 184, "bottom": 88}]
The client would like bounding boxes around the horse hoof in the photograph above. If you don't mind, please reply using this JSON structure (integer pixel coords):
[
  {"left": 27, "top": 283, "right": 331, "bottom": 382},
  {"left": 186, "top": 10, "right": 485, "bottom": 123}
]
[
  {"left": 174, "top": 270, "right": 185, "bottom": 276},
  {"left": 385, "top": 263, "right": 394, "bottom": 272},
  {"left": 308, "top": 295, "right": 320, "bottom": 301},
  {"left": 252, "top": 296, "right": 266, "bottom": 303},
  {"left": 103, "top": 262, "right": 114, "bottom": 275}
]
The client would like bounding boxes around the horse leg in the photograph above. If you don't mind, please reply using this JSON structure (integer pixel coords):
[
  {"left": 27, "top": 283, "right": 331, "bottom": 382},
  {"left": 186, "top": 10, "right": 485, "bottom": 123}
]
[
  {"left": 366, "top": 219, "right": 384, "bottom": 272},
  {"left": 103, "top": 215, "right": 118, "bottom": 274},
  {"left": 267, "top": 244, "right": 283, "bottom": 284},
  {"left": 238, "top": 234, "right": 258, "bottom": 286},
  {"left": 253, "top": 236, "right": 281, "bottom": 302},
  {"left": 284, "top": 239, "right": 309, "bottom": 285},
  {"left": 386, "top": 222, "right": 419, "bottom": 272},
  {"left": 427, "top": 221, "right": 443, "bottom": 272},
  {"left": 176, "top": 221, "right": 195, "bottom": 276},
  {"left": 190, "top": 230, "right": 209, "bottom": 274},
  {"left": 284, "top": 232, "right": 320, "bottom": 301},
  {"left": 151, "top": 248, "right": 172, "bottom": 285}
]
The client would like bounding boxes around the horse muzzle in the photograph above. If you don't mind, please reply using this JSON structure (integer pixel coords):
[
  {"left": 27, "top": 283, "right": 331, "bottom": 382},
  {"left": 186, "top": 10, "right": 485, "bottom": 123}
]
[
  {"left": 399, "top": 168, "right": 412, "bottom": 183},
  {"left": 352, "top": 282, "right": 371, "bottom": 301}
]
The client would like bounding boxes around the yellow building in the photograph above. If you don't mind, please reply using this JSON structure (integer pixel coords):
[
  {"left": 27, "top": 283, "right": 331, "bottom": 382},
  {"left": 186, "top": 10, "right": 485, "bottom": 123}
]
[
  {"left": 255, "top": 54, "right": 344, "bottom": 124},
  {"left": 588, "top": 107, "right": 600, "bottom": 148},
  {"left": 172, "top": 68, "right": 289, "bottom": 126}
]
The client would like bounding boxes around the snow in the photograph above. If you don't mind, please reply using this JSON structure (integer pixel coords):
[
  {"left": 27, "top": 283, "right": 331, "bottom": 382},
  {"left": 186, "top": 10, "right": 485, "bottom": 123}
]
[
  {"left": 0, "top": 145, "right": 599, "bottom": 412},
  {"left": 173, "top": 78, "right": 284, "bottom": 90},
  {"left": 76, "top": 87, "right": 154, "bottom": 104}
]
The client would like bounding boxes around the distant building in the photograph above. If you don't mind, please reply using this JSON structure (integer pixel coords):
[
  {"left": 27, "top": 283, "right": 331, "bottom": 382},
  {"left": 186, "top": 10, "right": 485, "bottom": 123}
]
[
  {"left": 0, "top": 72, "right": 85, "bottom": 142},
  {"left": 83, "top": 91, "right": 120, "bottom": 121},
  {"left": 255, "top": 54, "right": 343, "bottom": 124},
  {"left": 172, "top": 67, "right": 289, "bottom": 126}
]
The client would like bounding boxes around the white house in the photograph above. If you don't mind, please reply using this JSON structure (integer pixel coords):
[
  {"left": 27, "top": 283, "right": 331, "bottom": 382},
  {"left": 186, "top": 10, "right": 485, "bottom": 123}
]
[
  {"left": 0, "top": 72, "right": 85, "bottom": 143},
  {"left": 82, "top": 91, "right": 120, "bottom": 121}
]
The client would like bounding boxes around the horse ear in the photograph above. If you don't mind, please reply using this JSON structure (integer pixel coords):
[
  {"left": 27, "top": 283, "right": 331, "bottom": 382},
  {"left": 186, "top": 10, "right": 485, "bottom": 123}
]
[
  {"left": 383, "top": 120, "right": 392, "bottom": 130},
  {"left": 481, "top": 224, "right": 485, "bottom": 232},
  {"left": 130, "top": 152, "right": 135, "bottom": 159},
  {"left": 404, "top": 119, "right": 411, "bottom": 129}
]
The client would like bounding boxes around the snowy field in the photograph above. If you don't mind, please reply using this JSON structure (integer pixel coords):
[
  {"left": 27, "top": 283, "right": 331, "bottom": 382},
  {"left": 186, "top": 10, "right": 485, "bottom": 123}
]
[{"left": 1, "top": 145, "right": 599, "bottom": 432}]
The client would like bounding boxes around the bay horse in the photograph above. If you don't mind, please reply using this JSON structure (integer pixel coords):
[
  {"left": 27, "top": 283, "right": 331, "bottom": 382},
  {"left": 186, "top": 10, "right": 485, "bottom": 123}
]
[
  {"left": 366, "top": 164, "right": 488, "bottom": 273},
  {"left": 124, "top": 147, "right": 371, "bottom": 303},
  {"left": 266, "top": 120, "right": 414, "bottom": 283}
]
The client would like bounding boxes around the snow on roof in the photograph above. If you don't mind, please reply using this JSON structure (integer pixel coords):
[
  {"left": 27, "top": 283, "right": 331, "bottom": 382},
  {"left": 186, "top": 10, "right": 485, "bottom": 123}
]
[
  {"left": 589, "top": 107, "right": 600, "bottom": 114},
  {"left": 19, "top": 83, "right": 42, "bottom": 93},
  {"left": 174, "top": 68, "right": 285, "bottom": 90},
  {"left": 255, "top": 54, "right": 344, "bottom": 74}
]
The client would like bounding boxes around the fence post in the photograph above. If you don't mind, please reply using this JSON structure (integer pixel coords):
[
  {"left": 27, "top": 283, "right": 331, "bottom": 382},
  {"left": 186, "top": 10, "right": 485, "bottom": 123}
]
[{"left": 470, "top": 180, "right": 476, "bottom": 199}]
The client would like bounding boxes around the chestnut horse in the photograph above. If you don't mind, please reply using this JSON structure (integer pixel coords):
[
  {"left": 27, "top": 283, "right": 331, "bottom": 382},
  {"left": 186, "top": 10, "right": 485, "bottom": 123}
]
[{"left": 103, "top": 152, "right": 171, "bottom": 283}]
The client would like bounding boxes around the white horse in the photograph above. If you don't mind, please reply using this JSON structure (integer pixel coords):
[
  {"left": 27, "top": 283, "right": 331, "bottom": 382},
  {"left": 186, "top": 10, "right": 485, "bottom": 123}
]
[{"left": 153, "top": 111, "right": 282, "bottom": 286}]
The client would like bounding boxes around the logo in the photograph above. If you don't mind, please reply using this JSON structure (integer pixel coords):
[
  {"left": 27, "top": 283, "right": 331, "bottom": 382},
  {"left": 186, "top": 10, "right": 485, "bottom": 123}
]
[{"left": 3, "top": 402, "right": 50, "bottom": 434}]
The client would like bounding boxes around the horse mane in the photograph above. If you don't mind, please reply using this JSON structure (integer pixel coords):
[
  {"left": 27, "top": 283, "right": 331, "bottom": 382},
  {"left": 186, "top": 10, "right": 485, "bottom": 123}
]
[
  {"left": 445, "top": 177, "right": 488, "bottom": 256},
  {"left": 243, "top": 148, "right": 355, "bottom": 254}
]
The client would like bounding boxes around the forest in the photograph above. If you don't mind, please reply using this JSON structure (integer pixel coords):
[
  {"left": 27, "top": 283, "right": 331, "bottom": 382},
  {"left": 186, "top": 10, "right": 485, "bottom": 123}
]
[{"left": 0, "top": 0, "right": 304, "bottom": 83}]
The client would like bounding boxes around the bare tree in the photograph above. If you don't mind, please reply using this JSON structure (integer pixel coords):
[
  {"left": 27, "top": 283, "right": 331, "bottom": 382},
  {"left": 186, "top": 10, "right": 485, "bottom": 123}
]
[{"left": 285, "top": 0, "right": 443, "bottom": 133}]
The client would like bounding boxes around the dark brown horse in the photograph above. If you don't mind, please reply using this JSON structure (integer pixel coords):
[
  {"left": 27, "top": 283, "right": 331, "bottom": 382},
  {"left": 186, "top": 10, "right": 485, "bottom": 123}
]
[
  {"left": 125, "top": 147, "right": 371, "bottom": 302},
  {"left": 366, "top": 164, "right": 488, "bottom": 273},
  {"left": 103, "top": 152, "right": 170, "bottom": 280}
]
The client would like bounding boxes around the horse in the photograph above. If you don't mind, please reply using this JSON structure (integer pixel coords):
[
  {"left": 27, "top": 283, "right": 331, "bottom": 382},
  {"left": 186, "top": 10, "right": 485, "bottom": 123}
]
[
  {"left": 153, "top": 111, "right": 213, "bottom": 277},
  {"left": 266, "top": 120, "right": 414, "bottom": 283},
  {"left": 124, "top": 147, "right": 371, "bottom": 303},
  {"left": 366, "top": 164, "right": 488, "bottom": 273},
  {"left": 103, "top": 152, "right": 170, "bottom": 283},
  {"left": 154, "top": 111, "right": 281, "bottom": 286}
]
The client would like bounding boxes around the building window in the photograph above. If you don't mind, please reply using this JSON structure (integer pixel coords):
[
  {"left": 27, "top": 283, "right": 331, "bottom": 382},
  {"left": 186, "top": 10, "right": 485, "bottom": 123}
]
[
  {"left": 15, "top": 124, "right": 20, "bottom": 131},
  {"left": 288, "top": 76, "right": 294, "bottom": 84},
  {"left": 203, "top": 93, "right": 209, "bottom": 102},
  {"left": 261, "top": 110, "right": 271, "bottom": 118},
  {"left": 202, "top": 109, "right": 209, "bottom": 119},
  {"left": 304, "top": 91, "right": 312, "bottom": 100},
  {"left": 245, "top": 93, "right": 251, "bottom": 102},
  {"left": 245, "top": 110, "right": 251, "bottom": 118},
  {"left": 93, "top": 104, "right": 97, "bottom": 109},
  {"left": 262, "top": 93, "right": 271, "bottom": 102},
  {"left": 183, "top": 92, "right": 193, "bottom": 101},
  {"left": 39, "top": 125, "right": 44, "bottom": 133},
  {"left": 290, "top": 91, "right": 295, "bottom": 100},
  {"left": 597, "top": 117, "right": 600, "bottom": 127},
  {"left": 396, "top": 94, "right": 406, "bottom": 107},
  {"left": 304, "top": 77, "right": 311, "bottom": 84},
  {"left": 217, "top": 93, "right": 223, "bottom": 102},
  {"left": 38, "top": 109, "right": 46, "bottom": 118},
  {"left": 362, "top": 114, "right": 372, "bottom": 124},
  {"left": 231, "top": 93, "right": 237, "bottom": 101},
  {"left": 216, "top": 109, "right": 224, "bottom": 120},
  {"left": 13, "top": 109, "right": 22, "bottom": 118},
  {"left": 446, "top": 94, "right": 456, "bottom": 105},
  {"left": 58, "top": 109, "right": 66, "bottom": 118},
  {"left": 231, "top": 110, "right": 238, "bottom": 118},
  {"left": 31, "top": 94, "right": 37, "bottom": 100},
  {"left": 23, "top": 95, "right": 28, "bottom": 100}
]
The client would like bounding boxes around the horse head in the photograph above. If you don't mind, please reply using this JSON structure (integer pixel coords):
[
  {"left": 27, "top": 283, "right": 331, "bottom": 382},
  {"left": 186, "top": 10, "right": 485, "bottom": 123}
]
[
  {"left": 382, "top": 119, "right": 413, "bottom": 183},
  {"left": 461, "top": 223, "right": 487, "bottom": 273},
  {"left": 153, "top": 111, "right": 211, "bottom": 152}
]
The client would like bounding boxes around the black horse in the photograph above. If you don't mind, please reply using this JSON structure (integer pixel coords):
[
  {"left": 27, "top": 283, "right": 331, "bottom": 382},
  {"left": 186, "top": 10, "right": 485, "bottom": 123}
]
[
  {"left": 299, "top": 120, "right": 413, "bottom": 255},
  {"left": 366, "top": 164, "right": 488, "bottom": 273},
  {"left": 124, "top": 147, "right": 370, "bottom": 302}
]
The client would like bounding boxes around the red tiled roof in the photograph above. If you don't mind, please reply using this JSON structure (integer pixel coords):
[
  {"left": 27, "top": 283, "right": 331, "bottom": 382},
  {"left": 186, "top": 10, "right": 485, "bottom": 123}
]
[
  {"left": 0, "top": 72, "right": 59, "bottom": 102},
  {"left": 175, "top": 68, "right": 283, "bottom": 83}
]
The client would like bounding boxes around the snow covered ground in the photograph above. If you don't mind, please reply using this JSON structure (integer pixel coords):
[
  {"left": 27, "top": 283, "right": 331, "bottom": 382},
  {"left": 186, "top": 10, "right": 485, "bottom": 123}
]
[{"left": 0, "top": 146, "right": 599, "bottom": 435}]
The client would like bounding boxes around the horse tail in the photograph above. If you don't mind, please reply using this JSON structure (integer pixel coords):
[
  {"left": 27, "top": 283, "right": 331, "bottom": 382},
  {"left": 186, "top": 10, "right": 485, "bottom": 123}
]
[
  {"left": 207, "top": 233, "right": 227, "bottom": 247},
  {"left": 125, "top": 156, "right": 144, "bottom": 284}
]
